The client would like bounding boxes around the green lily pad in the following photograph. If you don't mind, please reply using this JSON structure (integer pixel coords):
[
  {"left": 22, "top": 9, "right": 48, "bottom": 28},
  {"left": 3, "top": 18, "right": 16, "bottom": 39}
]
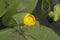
[
  {"left": 0, "top": 21, "right": 60, "bottom": 40},
  {"left": 23, "top": 21, "right": 60, "bottom": 40},
  {"left": 17, "top": 0, "right": 38, "bottom": 13},
  {"left": 2, "top": 12, "right": 27, "bottom": 27},
  {"left": 12, "top": 12, "right": 27, "bottom": 24},
  {"left": 0, "top": 28, "right": 26, "bottom": 40},
  {"left": 0, "top": 0, "right": 7, "bottom": 17},
  {"left": 3, "top": 17, "right": 16, "bottom": 27},
  {"left": 2, "top": 0, "right": 38, "bottom": 26},
  {"left": 2, "top": 0, "right": 21, "bottom": 26},
  {"left": 39, "top": 25, "right": 60, "bottom": 40}
]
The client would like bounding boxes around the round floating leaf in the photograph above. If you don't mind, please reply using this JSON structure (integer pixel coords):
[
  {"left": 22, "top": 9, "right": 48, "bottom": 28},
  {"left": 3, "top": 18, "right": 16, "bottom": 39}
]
[
  {"left": 2, "top": 0, "right": 38, "bottom": 27},
  {"left": 12, "top": 12, "right": 26, "bottom": 24},
  {"left": 0, "top": 0, "right": 7, "bottom": 17},
  {"left": 17, "top": 0, "right": 38, "bottom": 13},
  {"left": 0, "top": 21, "right": 60, "bottom": 40},
  {"left": 0, "top": 28, "right": 26, "bottom": 40},
  {"left": 2, "top": 0, "right": 22, "bottom": 26},
  {"left": 39, "top": 25, "right": 60, "bottom": 40}
]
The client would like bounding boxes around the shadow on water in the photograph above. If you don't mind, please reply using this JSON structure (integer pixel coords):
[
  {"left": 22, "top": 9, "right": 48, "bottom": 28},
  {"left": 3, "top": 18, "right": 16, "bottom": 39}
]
[
  {"left": 32, "top": 0, "right": 60, "bottom": 36},
  {"left": 0, "top": 17, "right": 7, "bottom": 30}
]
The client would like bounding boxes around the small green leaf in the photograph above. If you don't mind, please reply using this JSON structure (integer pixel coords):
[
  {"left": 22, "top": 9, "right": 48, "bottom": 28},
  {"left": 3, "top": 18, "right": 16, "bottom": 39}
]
[
  {"left": 48, "top": 4, "right": 60, "bottom": 21},
  {"left": 54, "top": 4, "right": 60, "bottom": 21},
  {"left": 48, "top": 11, "right": 54, "bottom": 18},
  {"left": 12, "top": 12, "right": 27, "bottom": 24}
]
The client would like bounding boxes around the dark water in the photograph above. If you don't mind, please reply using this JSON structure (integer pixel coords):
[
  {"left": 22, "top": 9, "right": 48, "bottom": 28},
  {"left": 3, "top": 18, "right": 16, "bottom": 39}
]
[
  {"left": 0, "top": 17, "right": 7, "bottom": 30},
  {"left": 32, "top": 0, "right": 60, "bottom": 36}
]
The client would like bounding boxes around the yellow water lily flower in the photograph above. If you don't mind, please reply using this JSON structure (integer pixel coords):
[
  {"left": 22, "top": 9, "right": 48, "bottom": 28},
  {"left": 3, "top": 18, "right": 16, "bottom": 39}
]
[{"left": 23, "top": 13, "right": 36, "bottom": 26}]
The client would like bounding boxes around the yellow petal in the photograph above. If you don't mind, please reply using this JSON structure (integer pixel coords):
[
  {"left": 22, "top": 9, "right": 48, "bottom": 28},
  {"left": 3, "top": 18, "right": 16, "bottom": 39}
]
[{"left": 23, "top": 13, "right": 36, "bottom": 26}]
